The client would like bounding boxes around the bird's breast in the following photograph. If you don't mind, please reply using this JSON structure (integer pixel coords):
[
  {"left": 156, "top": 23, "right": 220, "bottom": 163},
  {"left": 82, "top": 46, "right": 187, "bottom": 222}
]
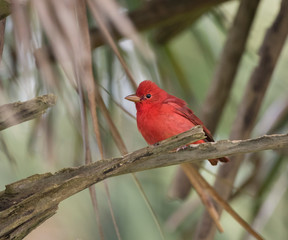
[{"left": 136, "top": 105, "right": 195, "bottom": 145}]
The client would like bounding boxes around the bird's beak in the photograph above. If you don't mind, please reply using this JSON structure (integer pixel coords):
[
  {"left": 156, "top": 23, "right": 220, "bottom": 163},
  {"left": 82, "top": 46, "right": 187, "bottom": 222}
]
[{"left": 125, "top": 94, "right": 141, "bottom": 102}]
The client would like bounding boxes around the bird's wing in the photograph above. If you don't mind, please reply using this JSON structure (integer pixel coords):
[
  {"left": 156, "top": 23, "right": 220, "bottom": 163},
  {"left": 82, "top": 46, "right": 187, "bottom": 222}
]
[
  {"left": 163, "top": 95, "right": 230, "bottom": 165},
  {"left": 163, "top": 96, "right": 215, "bottom": 142}
]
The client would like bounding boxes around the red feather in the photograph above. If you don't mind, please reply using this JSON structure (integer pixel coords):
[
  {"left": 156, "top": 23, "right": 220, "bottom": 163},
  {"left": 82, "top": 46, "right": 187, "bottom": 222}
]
[{"left": 126, "top": 80, "right": 229, "bottom": 165}]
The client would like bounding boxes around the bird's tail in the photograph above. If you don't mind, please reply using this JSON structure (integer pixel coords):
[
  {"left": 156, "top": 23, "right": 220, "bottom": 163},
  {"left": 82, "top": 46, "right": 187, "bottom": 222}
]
[{"left": 208, "top": 157, "right": 229, "bottom": 166}]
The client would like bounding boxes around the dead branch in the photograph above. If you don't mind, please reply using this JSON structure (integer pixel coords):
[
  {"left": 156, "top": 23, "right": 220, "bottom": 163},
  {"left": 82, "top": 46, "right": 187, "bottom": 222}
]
[
  {"left": 0, "top": 94, "right": 57, "bottom": 131},
  {"left": 0, "top": 125, "right": 287, "bottom": 239}
]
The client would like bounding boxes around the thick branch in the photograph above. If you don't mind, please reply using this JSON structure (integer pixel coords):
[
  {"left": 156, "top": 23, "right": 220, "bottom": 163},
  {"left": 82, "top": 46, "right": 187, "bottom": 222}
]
[
  {"left": 0, "top": 125, "right": 287, "bottom": 239},
  {"left": 0, "top": 94, "right": 57, "bottom": 131}
]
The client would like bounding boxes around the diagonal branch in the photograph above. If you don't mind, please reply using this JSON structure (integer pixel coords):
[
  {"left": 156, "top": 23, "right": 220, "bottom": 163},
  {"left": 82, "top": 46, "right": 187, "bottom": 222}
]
[
  {"left": 0, "top": 125, "right": 287, "bottom": 239},
  {"left": 0, "top": 94, "right": 57, "bottom": 131}
]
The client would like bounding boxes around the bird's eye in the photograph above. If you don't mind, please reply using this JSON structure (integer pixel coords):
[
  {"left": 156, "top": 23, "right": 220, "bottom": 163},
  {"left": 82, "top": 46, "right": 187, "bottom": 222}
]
[{"left": 146, "top": 94, "right": 151, "bottom": 98}]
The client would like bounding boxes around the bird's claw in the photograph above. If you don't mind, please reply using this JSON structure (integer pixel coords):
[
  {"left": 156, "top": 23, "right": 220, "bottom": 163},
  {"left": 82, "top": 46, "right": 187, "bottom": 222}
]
[{"left": 176, "top": 145, "right": 188, "bottom": 152}]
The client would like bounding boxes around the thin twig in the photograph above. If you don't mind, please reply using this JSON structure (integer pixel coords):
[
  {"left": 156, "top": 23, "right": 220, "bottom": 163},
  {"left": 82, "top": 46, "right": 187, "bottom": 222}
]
[
  {"left": 181, "top": 164, "right": 223, "bottom": 232},
  {"left": 130, "top": 174, "right": 165, "bottom": 240},
  {"left": 0, "top": 18, "right": 5, "bottom": 64},
  {"left": 76, "top": 1, "right": 107, "bottom": 239},
  {"left": 188, "top": 165, "right": 264, "bottom": 240},
  {"left": 103, "top": 183, "right": 122, "bottom": 240},
  {"left": 87, "top": 0, "right": 137, "bottom": 89},
  {"left": 95, "top": 82, "right": 165, "bottom": 239},
  {"left": 78, "top": 71, "right": 105, "bottom": 240}
]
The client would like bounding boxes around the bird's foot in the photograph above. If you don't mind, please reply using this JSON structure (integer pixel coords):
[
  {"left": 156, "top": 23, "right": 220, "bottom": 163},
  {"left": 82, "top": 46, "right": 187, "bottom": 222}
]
[{"left": 176, "top": 145, "right": 188, "bottom": 152}]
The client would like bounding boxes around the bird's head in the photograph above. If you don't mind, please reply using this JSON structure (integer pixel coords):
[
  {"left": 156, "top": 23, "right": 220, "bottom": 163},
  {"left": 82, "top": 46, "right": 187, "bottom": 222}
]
[{"left": 125, "top": 80, "right": 168, "bottom": 109}]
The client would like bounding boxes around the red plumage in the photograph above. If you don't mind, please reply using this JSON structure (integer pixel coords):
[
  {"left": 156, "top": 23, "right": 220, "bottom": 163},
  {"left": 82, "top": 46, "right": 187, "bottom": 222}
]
[{"left": 125, "top": 80, "right": 229, "bottom": 165}]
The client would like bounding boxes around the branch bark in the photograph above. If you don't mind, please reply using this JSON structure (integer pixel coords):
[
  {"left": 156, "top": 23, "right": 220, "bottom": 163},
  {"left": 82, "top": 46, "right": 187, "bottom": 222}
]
[
  {"left": 0, "top": 94, "right": 57, "bottom": 131},
  {"left": 0, "top": 125, "right": 288, "bottom": 239}
]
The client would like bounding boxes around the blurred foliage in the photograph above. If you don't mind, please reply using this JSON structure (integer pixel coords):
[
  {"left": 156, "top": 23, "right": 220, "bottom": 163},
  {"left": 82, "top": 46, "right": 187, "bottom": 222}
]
[{"left": 0, "top": 0, "right": 287, "bottom": 240}]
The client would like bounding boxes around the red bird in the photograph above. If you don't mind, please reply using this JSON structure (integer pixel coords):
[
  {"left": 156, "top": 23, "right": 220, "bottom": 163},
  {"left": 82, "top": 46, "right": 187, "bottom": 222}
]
[{"left": 125, "top": 80, "right": 229, "bottom": 165}]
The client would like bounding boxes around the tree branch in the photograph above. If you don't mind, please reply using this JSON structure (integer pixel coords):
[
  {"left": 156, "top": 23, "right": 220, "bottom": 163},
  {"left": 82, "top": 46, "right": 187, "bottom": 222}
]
[
  {"left": 0, "top": 125, "right": 287, "bottom": 239},
  {"left": 0, "top": 94, "right": 57, "bottom": 131}
]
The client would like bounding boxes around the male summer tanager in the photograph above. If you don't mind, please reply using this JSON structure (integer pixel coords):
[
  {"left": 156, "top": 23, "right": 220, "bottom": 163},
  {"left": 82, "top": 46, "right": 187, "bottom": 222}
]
[
  {"left": 125, "top": 80, "right": 229, "bottom": 165},
  {"left": 124, "top": 81, "right": 267, "bottom": 238}
]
